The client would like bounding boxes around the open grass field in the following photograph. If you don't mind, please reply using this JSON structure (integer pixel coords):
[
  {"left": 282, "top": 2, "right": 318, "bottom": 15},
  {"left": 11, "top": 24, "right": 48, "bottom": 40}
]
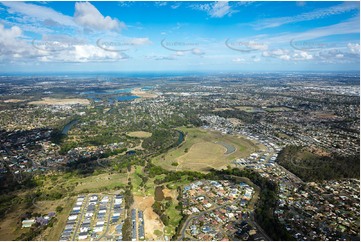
[
  {"left": 235, "top": 106, "right": 265, "bottom": 113},
  {"left": 127, "top": 131, "right": 152, "bottom": 138},
  {"left": 153, "top": 127, "right": 260, "bottom": 172},
  {"left": 37, "top": 197, "right": 76, "bottom": 241},
  {"left": 72, "top": 172, "right": 127, "bottom": 193}
]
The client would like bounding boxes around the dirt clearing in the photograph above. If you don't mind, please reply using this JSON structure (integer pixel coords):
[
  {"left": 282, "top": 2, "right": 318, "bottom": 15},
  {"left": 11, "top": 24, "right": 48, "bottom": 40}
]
[{"left": 133, "top": 196, "right": 164, "bottom": 240}]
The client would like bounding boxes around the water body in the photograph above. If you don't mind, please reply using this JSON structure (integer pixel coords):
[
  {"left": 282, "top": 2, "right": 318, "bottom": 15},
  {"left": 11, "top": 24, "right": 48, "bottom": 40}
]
[
  {"left": 81, "top": 88, "right": 140, "bottom": 103},
  {"left": 176, "top": 130, "right": 185, "bottom": 146},
  {"left": 116, "top": 95, "right": 139, "bottom": 102},
  {"left": 61, "top": 119, "right": 78, "bottom": 135},
  {"left": 81, "top": 88, "right": 133, "bottom": 95}
]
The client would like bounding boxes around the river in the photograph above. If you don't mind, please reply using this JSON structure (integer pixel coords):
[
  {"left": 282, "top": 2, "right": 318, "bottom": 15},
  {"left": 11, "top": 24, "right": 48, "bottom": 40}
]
[{"left": 61, "top": 119, "right": 78, "bottom": 135}]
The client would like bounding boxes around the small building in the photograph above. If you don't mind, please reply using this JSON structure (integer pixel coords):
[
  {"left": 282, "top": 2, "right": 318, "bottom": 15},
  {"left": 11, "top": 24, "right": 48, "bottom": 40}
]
[{"left": 22, "top": 219, "right": 35, "bottom": 228}]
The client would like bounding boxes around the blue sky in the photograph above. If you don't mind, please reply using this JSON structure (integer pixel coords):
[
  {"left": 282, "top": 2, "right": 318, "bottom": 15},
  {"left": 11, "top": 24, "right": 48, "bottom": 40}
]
[{"left": 0, "top": 1, "right": 359, "bottom": 73}]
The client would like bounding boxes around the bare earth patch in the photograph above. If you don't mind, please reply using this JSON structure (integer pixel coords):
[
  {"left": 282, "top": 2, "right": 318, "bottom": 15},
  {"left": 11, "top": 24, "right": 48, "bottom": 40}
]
[
  {"left": 213, "top": 107, "right": 234, "bottom": 111},
  {"left": 127, "top": 131, "right": 152, "bottom": 138},
  {"left": 133, "top": 196, "right": 164, "bottom": 240},
  {"left": 131, "top": 88, "right": 158, "bottom": 98},
  {"left": 28, "top": 98, "right": 90, "bottom": 106},
  {"left": 2, "top": 99, "right": 24, "bottom": 103},
  {"left": 162, "top": 188, "right": 177, "bottom": 200}
]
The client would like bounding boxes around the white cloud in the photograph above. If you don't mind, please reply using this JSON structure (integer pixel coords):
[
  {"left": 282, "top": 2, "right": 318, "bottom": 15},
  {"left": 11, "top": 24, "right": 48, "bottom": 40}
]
[
  {"left": 71, "top": 44, "right": 127, "bottom": 62},
  {"left": 171, "top": 3, "right": 182, "bottom": 9},
  {"left": 347, "top": 43, "right": 360, "bottom": 54},
  {"left": 190, "top": 1, "right": 237, "bottom": 18},
  {"left": 0, "top": 23, "right": 128, "bottom": 63},
  {"left": 128, "top": 37, "right": 151, "bottom": 45},
  {"left": 74, "top": 2, "right": 125, "bottom": 32},
  {"left": 262, "top": 48, "right": 313, "bottom": 61},
  {"left": 263, "top": 16, "right": 360, "bottom": 45},
  {"left": 263, "top": 49, "right": 289, "bottom": 57},
  {"left": 192, "top": 48, "right": 205, "bottom": 55},
  {"left": 0, "top": 24, "right": 39, "bottom": 61},
  {"left": 293, "top": 51, "right": 313, "bottom": 60},
  {"left": 279, "top": 55, "right": 291, "bottom": 61},
  {"left": 154, "top": 2, "right": 167, "bottom": 7},
  {"left": 209, "top": 2, "right": 235, "bottom": 18},
  {"left": 38, "top": 44, "right": 129, "bottom": 63},
  {"left": 2, "top": 1, "right": 76, "bottom": 27},
  {"left": 254, "top": 2, "right": 359, "bottom": 29},
  {"left": 232, "top": 57, "right": 245, "bottom": 62},
  {"left": 336, "top": 53, "right": 344, "bottom": 58}
]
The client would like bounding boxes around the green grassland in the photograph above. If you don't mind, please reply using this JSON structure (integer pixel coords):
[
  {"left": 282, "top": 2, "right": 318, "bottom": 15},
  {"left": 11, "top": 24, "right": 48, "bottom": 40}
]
[{"left": 153, "top": 127, "right": 260, "bottom": 172}]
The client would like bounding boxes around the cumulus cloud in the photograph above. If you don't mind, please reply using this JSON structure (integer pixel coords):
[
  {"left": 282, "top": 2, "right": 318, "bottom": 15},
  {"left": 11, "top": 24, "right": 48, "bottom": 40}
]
[
  {"left": 293, "top": 51, "right": 313, "bottom": 60},
  {"left": 74, "top": 2, "right": 125, "bottom": 32},
  {"left": 37, "top": 44, "right": 129, "bottom": 63},
  {"left": 347, "top": 43, "right": 360, "bottom": 54},
  {"left": 0, "top": 23, "right": 128, "bottom": 63},
  {"left": 262, "top": 48, "right": 314, "bottom": 61},
  {"left": 0, "top": 24, "right": 39, "bottom": 61}
]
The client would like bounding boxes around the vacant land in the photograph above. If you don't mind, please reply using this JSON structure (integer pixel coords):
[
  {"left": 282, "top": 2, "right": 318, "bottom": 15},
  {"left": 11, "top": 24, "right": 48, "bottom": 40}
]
[
  {"left": 213, "top": 107, "right": 234, "bottom": 111},
  {"left": 131, "top": 88, "right": 158, "bottom": 98},
  {"left": 28, "top": 98, "right": 90, "bottom": 106},
  {"left": 73, "top": 172, "right": 127, "bottom": 193},
  {"left": 133, "top": 196, "right": 164, "bottom": 240},
  {"left": 2, "top": 99, "right": 25, "bottom": 103},
  {"left": 127, "top": 131, "right": 152, "bottom": 138},
  {"left": 153, "top": 127, "right": 260, "bottom": 172},
  {"left": 235, "top": 106, "right": 264, "bottom": 113}
]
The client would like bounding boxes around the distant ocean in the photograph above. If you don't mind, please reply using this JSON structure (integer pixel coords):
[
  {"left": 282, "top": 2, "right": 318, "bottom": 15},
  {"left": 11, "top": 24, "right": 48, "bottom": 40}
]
[
  {"left": 0, "top": 71, "right": 359, "bottom": 78},
  {"left": 0, "top": 72, "right": 213, "bottom": 78}
]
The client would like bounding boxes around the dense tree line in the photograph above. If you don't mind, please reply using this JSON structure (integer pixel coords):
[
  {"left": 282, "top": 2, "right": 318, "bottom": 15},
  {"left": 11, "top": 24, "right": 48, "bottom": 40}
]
[
  {"left": 142, "top": 129, "right": 179, "bottom": 153},
  {"left": 277, "top": 145, "right": 360, "bottom": 181},
  {"left": 122, "top": 182, "right": 134, "bottom": 241}
]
